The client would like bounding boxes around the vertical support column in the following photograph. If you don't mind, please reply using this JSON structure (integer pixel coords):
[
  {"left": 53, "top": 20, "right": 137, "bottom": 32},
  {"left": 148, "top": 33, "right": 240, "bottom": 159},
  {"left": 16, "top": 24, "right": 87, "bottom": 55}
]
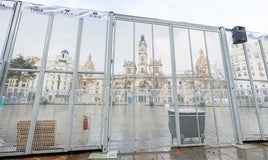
[
  {"left": 100, "top": 21, "right": 109, "bottom": 145},
  {"left": 131, "top": 21, "right": 136, "bottom": 151},
  {"left": 25, "top": 15, "right": 54, "bottom": 154},
  {"left": 169, "top": 25, "right": 181, "bottom": 145},
  {"left": 242, "top": 43, "right": 264, "bottom": 139},
  {"left": 0, "top": 1, "right": 22, "bottom": 94},
  {"left": 102, "top": 12, "right": 114, "bottom": 153},
  {"left": 107, "top": 16, "right": 116, "bottom": 150},
  {"left": 64, "top": 18, "right": 84, "bottom": 151},
  {"left": 218, "top": 27, "right": 243, "bottom": 144}
]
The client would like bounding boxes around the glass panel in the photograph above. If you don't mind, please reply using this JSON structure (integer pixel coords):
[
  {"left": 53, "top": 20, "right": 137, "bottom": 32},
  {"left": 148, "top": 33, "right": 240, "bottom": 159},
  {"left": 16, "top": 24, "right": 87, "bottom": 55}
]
[
  {"left": 42, "top": 73, "right": 72, "bottom": 105},
  {"left": 1, "top": 71, "right": 39, "bottom": 152},
  {"left": 71, "top": 73, "right": 104, "bottom": 147},
  {"left": 11, "top": 12, "right": 49, "bottom": 68},
  {"left": 152, "top": 24, "right": 173, "bottom": 147},
  {"left": 226, "top": 32, "right": 249, "bottom": 80},
  {"left": 235, "top": 81, "right": 260, "bottom": 139},
  {"left": 227, "top": 31, "right": 263, "bottom": 140},
  {"left": 133, "top": 22, "right": 154, "bottom": 150},
  {"left": 205, "top": 31, "right": 235, "bottom": 143},
  {"left": 260, "top": 39, "right": 268, "bottom": 137},
  {"left": 174, "top": 28, "right": 194, "bottom": 107},
  {"left": 79, "top": 19, "right": 107, "bottom": 72},
  {"left": 110, "top": 20, "right": 134, "bottom": 152},
  {"left": 34, "top": 73, "right": 73, "bottom": 151},
  {"left": 247, "top": 39, "right": 266, "bottom": 80},
  {"left": 257, "top": 81, "right": 268, "bottom": 137},
  {"left": 46, "top": 16, "right": 78, "bottom": 70},
  {"left": 0, "top": 5, "right": 13, "bottom": 55},
  {"left": 188, "top": 29, "right": 216, "bottom": 144}
]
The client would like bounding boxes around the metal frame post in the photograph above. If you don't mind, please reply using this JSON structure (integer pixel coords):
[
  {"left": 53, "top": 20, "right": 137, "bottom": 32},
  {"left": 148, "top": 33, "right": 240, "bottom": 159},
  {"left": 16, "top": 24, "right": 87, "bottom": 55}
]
[
  {"left": 131, "top": 21, "right": 136, "bottom": 151},
  {"left": 218, "top": 27, "right": 243, "bottom": 144},
  {"left": 242, "top": 43, "right": 264, "bottom": 139},
  {"left": 25, "top": 15, "right": 54, "bottom": 154},
  {"left": 0, "top": 1, "right": 22, "bottom": 95},
  {"left": 188, "top": 29, "right": 201, "bottom": 143},
  {"left": 169, "top": 25, "right": 181, "bottom": 145},
  {"left": 102, "top": 12, "right": 114, "bottom": 153},
  {"left": 64, "top": 18, "right": 84, "bottom": 151},
  {"left": 100, "top": 21, "right": 109, "bottom": 146}
]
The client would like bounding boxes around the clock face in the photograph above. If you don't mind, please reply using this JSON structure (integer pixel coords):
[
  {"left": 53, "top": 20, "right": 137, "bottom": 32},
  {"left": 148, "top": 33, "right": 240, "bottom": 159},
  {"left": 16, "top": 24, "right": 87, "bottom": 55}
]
[{"left": 140, "top": 48, "right": 144, "bottom": 52}]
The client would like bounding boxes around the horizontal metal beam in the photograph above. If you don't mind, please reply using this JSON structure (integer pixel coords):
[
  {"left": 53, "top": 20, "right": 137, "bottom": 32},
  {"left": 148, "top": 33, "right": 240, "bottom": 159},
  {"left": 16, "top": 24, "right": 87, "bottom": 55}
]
[{"left": 114, "top": 13, "right": 219, "bottom": 32}]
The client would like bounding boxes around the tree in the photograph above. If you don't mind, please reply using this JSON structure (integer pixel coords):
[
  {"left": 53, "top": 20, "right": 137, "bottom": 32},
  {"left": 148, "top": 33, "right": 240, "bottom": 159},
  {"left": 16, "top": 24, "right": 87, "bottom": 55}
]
[{"left": 7, "top": 55, "right": 37, "bottom": 87}]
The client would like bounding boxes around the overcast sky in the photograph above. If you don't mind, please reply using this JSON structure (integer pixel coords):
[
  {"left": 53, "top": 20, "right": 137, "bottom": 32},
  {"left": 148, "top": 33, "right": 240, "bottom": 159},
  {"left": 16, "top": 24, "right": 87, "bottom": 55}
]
[{"left": 21, "top": 0, "right": 268, "bottom": 34}]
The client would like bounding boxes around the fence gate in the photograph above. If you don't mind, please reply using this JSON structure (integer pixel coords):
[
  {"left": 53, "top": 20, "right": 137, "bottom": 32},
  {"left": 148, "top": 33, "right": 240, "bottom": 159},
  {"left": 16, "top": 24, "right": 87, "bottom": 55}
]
[{"left": 108, "top": 14, "right": 237, "bottom": 152}]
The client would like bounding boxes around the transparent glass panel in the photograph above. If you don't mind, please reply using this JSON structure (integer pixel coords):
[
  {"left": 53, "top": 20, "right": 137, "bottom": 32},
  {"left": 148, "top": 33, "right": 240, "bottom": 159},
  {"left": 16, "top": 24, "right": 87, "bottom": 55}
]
[
  {"left": 235, "top": 80, "right": 261, "bottom": 139},
  {"left": 0, "top": 71, "right": 39, "bottom": 152},
  {"left": 188, "top": 29, "right": 216, "bottom": 144},
  {"left": 34, "top": 73, "right": 73, "bottom": 151},
  {"left": 262, "top": 39, "right": 268, "bottom": 78},
  {"left": 246, "top": 39, "right": 266, "bottom": 80},
  {"left": 79, "top": 19, "right": 107, "bottom": 72},
  {"left": 11, "top": 12, "right": 49, "bottom": 68},
  {"left": 258, "top": 82, "right": 268, "bottom": 137},
  {"left": 46, "top": 16, "right": 78, "bottom": 70},
  {"left": 71, "top": 73, "right": 104, "bottom": 147},
  {"left": 110, "top": 20, "right": 134, "bottom": 152},
  {"left": 205, "top": 31, "right": 235, "bottom": 143},
  {"left": 151, "top": 25, "right": 173, "bottom": 147},
  {"left": 134, "top": 22, "right": 154, "bottom": 150},
  {"left": 42, "top": 73, "right": 72, "bottom": 105},
  {"left": 226, "top": 32, "right": 249, "bottom": 80},
  {"left": 76, "top": 74, "right": 104, "bottom": 105},
  {"left": 113, "top": 20, "right": 134, "bottom": 75},
  {"left": 173, "top": 28, "right": 195, "bottom": 107},
  {"left": 0, "top": 6, "right": 13, "bottom": 54}
]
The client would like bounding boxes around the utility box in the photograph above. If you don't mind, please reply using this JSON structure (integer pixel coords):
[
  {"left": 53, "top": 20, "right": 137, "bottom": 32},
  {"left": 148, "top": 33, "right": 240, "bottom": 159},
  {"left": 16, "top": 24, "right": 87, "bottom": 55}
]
[
  {"left": 232, "top": 26, "right": 247, "bottom": 44},
  {"left": 168, "top": 109, "right": 205, "bottom": 143}
]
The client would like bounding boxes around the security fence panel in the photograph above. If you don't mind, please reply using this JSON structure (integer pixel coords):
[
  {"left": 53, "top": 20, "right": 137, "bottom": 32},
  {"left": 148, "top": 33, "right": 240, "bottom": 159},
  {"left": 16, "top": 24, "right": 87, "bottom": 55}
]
[
  {"left": 71, "top": 18, "right": 108, "bottom": 149},
  {"left": 261, "top": 38, "right": 268, "bottom": 138},
  {"left": 205, "top": 31, "right": 235, "bottom": 144},
  {"left": 0, "top": 1, "right": 14, "bottom": 56},
  {"left": 132, "top": 22, "right": 156, "bottom": 151},
  {"left": 1, "top": 0, "right": 268, "bottom": 157},
  {"left": 152, "top": 25, "right": 174, "bottom": 148},
  {"left": 226, "top": 31, "right": 268, "bottom": 140},
  {"left": 174, "top": 28, "right": 217, "bottom": 145},
  {"left": 110, "top": 20, "right": 135, "bottom": 152},
  {"left": 0, "top": 2, "right": 51, "bottom": 156}
]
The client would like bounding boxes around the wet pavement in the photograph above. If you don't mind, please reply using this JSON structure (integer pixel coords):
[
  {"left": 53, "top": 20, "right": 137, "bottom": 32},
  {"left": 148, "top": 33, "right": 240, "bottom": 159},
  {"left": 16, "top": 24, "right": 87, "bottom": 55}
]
[{"left": 2, "top": 142, "right": 268, "bottom": 160}]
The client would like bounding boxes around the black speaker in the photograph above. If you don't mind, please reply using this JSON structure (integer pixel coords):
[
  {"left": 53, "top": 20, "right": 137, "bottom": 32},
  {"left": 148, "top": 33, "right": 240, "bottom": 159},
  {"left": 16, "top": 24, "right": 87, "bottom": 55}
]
[{"left": 232, "top": 26, "right": 247, "bottom": 44}]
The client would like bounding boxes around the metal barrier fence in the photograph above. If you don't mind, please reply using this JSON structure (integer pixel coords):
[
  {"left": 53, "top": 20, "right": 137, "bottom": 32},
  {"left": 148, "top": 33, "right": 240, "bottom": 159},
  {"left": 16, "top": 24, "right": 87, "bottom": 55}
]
[{"left": 0, "top": 0, "right": 268, "bottom": 157}]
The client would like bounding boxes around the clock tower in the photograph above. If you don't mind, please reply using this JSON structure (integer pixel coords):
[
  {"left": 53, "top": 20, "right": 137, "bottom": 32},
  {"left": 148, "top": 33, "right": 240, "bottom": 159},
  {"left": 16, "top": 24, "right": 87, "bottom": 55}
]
[{"left": 138, "top": 35, "right": 148, "bottom": 74}]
